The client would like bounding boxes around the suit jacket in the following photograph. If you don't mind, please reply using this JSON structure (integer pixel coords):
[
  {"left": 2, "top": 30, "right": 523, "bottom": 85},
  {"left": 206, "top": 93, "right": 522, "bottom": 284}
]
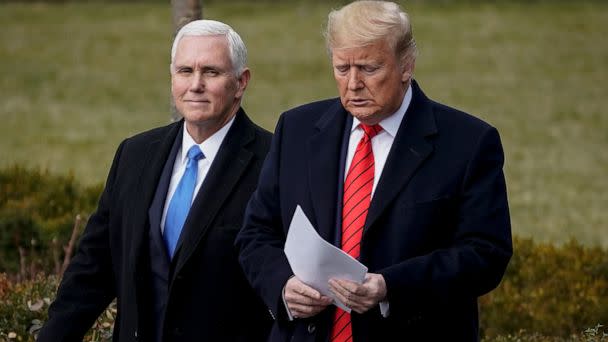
[
  {"left": 236, "top": 81, "right": 512, "bottom": 341},
  {"left": 39, "top": 109, "right": 273, "bottom": 342}
]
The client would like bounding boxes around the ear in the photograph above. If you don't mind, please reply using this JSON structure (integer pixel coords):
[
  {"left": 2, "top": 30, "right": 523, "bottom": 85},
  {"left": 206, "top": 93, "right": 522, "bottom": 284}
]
[
  {"left": 401, "top": 58, "right": 415, "bottom": 82},
  {"left": 235, "top": 68, "right": 251, "bottom": 99}
]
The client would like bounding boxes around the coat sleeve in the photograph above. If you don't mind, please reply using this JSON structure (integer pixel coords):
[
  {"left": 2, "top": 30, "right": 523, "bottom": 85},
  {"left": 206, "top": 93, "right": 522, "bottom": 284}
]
[
  {"left": 380, "top": 126, "right": 512, "bottom": 310},
  {"left": 235, "top": 114, "right": 295, "bottom": 322},
  {"left": 37, "top": 141, "right": 125, "bottom": 342}
]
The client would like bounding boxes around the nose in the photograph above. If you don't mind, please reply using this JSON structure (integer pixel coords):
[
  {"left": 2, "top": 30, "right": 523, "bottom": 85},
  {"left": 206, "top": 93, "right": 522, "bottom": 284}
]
[
  {"left": 189, "top": 71, "right": 205, "bottom": 92},
  {"left": 347, "top": 68, "right": 363, "bottom": 91}
]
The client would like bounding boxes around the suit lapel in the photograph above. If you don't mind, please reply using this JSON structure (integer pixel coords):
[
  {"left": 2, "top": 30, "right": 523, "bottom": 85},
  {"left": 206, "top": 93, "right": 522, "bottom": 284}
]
[
  {"left": 147, "top": 124, "right": 183, "bottom": 273},
  {"left": 128, "top": 121, "right": 182, "bottom": 293},
  {"left": 307, "top": 100, "right": 349, "bottom": 241},
  {"left": 171, "top": 109, "right": 255, "bottom": 278},
  {"left": 364, "top": 81, "right": 437, "bottom": 233}
]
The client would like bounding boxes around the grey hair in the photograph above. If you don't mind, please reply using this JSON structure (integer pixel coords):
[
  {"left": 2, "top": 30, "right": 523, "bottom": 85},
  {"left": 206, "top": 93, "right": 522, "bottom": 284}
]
[
  {"left": 325, "top": 1, "right": 418, "bottom": 64},
  {"left": 170, "top": 19, "right": 247, "bottom": 76}
]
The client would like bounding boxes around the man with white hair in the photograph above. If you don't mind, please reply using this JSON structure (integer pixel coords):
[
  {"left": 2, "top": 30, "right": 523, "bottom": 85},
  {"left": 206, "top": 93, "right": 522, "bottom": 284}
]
[
  {"left": 39, "top": 20, "right": 272, "bottom": 341},
  {"left": 236, "top": 1, "right": 512, "bottom": 341}
]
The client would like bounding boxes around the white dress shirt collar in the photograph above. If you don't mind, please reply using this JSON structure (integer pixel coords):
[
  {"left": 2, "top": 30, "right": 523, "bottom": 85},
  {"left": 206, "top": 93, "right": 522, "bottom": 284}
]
[{"left": 178, "top": 115, "right": 236, "bottom": 165}]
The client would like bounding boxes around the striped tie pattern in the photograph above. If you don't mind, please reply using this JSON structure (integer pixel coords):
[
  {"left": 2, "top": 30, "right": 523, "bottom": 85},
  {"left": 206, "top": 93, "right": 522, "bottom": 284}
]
[{"left": 331, "top": 124, "right": 382, "bottom": 342}]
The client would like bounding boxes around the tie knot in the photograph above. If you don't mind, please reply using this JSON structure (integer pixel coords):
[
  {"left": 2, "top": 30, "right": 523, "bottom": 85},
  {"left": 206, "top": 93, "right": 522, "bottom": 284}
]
[
  {"left": 186, "top": 145, "right": 204, "bottom": 161},
  {"left": 361, "top": 124, "right": 382, "bottom": 139}
]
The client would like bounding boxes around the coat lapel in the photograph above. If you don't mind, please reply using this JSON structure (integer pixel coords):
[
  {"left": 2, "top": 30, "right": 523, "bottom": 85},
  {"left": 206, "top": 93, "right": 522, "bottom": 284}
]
[
  {"left": 171, "top": 109, "right": 255, "bottom": 278},
  {"left": 128, "top": 121, "right": 182, "bottom": 299},
  {"left": 147, "top": 124, "right": 183, "bottom": 273},
  {"left": 307, "top": 100, "right": 349, "bottom": 241},
  {"left": 129, "top": 122, "right": 182, "bottom": 263},
  {"left": 364, "top": 81, "right": 437, "bottom": 233}
]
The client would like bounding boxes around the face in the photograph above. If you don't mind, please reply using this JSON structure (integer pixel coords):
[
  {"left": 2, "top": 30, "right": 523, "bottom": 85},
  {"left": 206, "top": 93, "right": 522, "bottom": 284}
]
[
  {"left": 171, "top": 35, "right": 249, "bottom": 141},
  {"left": 332, "top": 39, "right": 413, "bottom": 125}
]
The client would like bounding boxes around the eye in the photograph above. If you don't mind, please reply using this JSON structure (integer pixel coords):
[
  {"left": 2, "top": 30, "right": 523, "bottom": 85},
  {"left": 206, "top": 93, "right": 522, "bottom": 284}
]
[
  {"left": 177, "top": 67, "right": 193, "bottom": 74},
  {"left": 204, "top": 69, "right": 220, "bottom": 77},
  {"left": 334, "top": 65, "right": 349, "bottom": 74},
  {"left": 362, "top": 65, "right": 379, "bottom": 73}
]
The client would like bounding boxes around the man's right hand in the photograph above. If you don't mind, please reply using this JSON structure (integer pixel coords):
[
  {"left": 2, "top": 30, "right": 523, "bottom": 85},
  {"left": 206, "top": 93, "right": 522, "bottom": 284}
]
[{"left": 284, "top": 277, "right": 333, "bottom": 319}]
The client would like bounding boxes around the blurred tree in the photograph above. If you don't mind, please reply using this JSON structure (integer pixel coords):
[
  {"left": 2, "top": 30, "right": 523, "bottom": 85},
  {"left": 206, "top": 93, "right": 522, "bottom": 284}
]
[{"left": 171, "top": 0, "right": 203, "bottom": 35}]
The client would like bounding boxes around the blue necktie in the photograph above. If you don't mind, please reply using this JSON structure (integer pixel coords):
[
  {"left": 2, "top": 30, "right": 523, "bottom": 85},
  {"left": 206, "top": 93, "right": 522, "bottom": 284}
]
[{"left": 164, "top": 145, "right": 204, "bottom": 259}]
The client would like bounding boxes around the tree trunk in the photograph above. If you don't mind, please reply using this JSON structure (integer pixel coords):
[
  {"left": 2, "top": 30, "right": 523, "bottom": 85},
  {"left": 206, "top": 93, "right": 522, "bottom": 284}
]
[{"left": 171, "top": 0, "right": 203, "bottom": 36}]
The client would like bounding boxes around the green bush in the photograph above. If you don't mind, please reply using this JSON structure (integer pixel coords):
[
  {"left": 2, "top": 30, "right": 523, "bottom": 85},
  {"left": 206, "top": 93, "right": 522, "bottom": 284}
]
[
  {"left": 0, "top": 166, "right": 101, "bottom": 274},
  {"left": 0, "top": 273, "right": 115, "bottom": 342},
  {"left": 480, "top": 238, "right": 608, "bottom": 338},
  {"left": 0, "top": 273, "right": 54, "bottom": 341},
  {"left": 0, "top": 166, "right": 606, "bottom": 340},
  {"left": 483, "top": 326, "right": 608, "bottom": 342}
]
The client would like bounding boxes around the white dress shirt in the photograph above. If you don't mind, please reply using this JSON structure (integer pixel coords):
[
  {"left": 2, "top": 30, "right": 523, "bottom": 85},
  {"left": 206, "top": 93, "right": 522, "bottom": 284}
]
[
  {"left": 160, "top": 116, "right": 236, "bottom": 234},
  {"left": 343, "top": 84, "right": 412, "bottom": 317},
  {"left": 345, "top": 84, "right": 412, "bottom": 194}
]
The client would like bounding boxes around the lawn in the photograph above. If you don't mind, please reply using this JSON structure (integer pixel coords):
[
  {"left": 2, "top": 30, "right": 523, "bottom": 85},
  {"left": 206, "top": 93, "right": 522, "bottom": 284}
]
[{"left": 1, "top": 1, "right": 607, "bottom": 247}]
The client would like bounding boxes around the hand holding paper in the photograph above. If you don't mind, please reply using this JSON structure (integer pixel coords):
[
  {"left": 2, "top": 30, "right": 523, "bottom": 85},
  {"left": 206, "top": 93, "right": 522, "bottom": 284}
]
[
  {"left": 283, "top": 276, "right": 332, "bottom": 319},
  {"left": 284, "top": 206, "right": 368, "bottom": 312},
  {"left": 328, "top": 273, "right": 387, "bottom": 314}
]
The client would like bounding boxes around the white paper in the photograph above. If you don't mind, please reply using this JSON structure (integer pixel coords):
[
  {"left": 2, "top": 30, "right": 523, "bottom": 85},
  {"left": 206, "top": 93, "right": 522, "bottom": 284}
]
[{"left": 284, "top": 205, "right": 368, "bottom": 312}]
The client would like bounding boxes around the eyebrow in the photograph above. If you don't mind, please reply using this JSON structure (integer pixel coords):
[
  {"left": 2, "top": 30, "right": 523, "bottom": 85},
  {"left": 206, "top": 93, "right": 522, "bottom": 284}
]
[
  {"left": 175, "top": 63, "right": 228, "bottom": 72},
  {"left": 333, "top": 62, "right": 381, "bottom": 68}
]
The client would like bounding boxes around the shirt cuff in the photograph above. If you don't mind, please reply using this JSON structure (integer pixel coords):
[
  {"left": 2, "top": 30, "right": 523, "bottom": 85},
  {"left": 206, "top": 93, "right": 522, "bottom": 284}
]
[{"left": 379, "top": 300, "right": 390, "bottom": 317}]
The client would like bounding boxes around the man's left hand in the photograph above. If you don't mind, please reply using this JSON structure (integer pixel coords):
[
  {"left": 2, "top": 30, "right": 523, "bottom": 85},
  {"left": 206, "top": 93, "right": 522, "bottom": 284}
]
[{"left": 328, "top": 273, "right": 387, "bottom": 314}]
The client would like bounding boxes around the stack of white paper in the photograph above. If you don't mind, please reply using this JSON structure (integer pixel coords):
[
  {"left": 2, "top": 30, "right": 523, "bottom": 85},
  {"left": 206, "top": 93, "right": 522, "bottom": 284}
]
[{"left": 284, "top": 205, "right": 368, "bottom": 312}]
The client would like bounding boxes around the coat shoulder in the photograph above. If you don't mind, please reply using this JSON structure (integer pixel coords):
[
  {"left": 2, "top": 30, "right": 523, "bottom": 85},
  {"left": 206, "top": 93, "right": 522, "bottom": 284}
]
[
  {"left": 429, "top": 99, "right": 495, "bottom": 136},
  {"left": 278, "top": 98, "right": 342, "bottom": 131},
  {"left": 122, "top": 121, "right": 180, "bottom": 148}
]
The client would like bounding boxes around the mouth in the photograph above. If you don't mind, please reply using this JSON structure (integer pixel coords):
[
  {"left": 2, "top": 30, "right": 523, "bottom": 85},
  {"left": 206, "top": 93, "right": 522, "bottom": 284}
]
[
  {"left": 348, "top": 98, "right": 370, "bottom": 106},
  {"left": 184, "top": 100, "right": 210, "bottom": 105}
]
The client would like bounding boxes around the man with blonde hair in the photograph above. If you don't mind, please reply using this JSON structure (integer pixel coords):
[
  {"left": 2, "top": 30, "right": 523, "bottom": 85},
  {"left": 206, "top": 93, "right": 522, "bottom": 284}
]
[
  {"left": 237, "top": 1, "right": 512, "bottom": 341},
  {"left": 39, "top": 20, "right": 272, "bottom": 341}
]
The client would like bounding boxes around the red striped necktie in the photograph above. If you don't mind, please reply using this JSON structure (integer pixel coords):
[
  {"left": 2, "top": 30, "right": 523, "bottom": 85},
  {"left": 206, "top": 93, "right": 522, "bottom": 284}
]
[{"left": 331, "top": 123, "right": 382, "bottom": 342}]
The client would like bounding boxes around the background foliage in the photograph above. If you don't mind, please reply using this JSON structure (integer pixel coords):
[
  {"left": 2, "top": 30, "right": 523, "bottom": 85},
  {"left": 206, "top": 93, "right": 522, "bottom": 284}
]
[
  {"left": 0, "top": 0, "right": 607, "bottom": 341},
  {"left": 0, "top": 158, "right": 606, "bottom": 341},
  {"left": 0, "top": 167, "right": 99, "bottom": 274},
  {"left": 1, "top": 1, "right": 606, "bottom": 248}
]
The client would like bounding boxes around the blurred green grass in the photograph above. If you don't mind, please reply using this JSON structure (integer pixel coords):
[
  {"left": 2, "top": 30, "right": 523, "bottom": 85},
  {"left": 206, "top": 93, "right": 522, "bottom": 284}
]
[{"left": 1, "top": 1, "right": 607, "bottom": 247}]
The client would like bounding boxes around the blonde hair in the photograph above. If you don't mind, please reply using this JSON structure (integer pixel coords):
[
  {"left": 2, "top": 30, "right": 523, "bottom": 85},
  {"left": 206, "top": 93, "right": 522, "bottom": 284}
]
[{"left": 325, "top": 1, "right": 417, "bottom": 64}]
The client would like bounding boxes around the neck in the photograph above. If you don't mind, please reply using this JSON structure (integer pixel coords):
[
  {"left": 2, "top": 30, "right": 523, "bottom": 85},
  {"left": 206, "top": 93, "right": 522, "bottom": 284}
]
[{"left": 185, "top": 106, "right": 238, "bottom": 144}]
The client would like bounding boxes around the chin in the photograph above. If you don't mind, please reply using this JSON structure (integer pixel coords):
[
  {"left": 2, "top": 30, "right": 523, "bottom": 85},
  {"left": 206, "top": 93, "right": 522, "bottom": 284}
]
[
  {"left": 183, "top": 113, "right": 214, "bottom": 123},
  {"left": 350, "top": 110, "right": 376, "bottom": 122}
]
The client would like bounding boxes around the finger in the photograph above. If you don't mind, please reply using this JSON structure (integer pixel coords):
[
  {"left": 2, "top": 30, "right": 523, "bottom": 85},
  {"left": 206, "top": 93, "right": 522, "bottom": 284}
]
[
  {"left": 328, "top": 278, "right": 349, "bottom": 298},
  {"left": 330, "top": 286, "right": 372, "bottom": 312},
  {"left": 289, "top": 302, "right": 328, "bottom": 315},
  {"left": 292, "top": 281, "right": 323, "bottom": 300},
  {"left": 328, "top": 284, "right": 350, "bottom": 306},
  {"left": 286, "top": 277, "right": 326, "bottom": 302},
  {"left": 346, "top": 294, "right": 376, "bottom": 313},
  {"left": 349, "top": 286, "right": 383, "bottom": 313},
  {"left": 286, "top": 292, "right": 331, "bottom": 307},
  {"left": 330, "top": 280, "right": 367, "bottom": 306},
  {"left": 331, "top": 278, "right": 367, "bottom": 297},
  {"left": 289, "top": 303, "right": 328, "bottom": 318}
]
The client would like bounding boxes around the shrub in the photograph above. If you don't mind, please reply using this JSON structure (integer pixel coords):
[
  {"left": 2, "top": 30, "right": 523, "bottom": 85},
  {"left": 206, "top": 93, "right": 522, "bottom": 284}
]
[
  {"left": 0, "top": 166, "right": 101, "bottom": 275},
  {"left": 0, "top": 273, "right": 115, "bottom": 342},
  {"left": 480, "top": 238, "right": 608, "bottom": 338},
  {"left": 0, "top": 273, "right": 54, "bottom": 341},
  {"left": 0, "top": 166, "right": 606, "bottom": 340}
]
